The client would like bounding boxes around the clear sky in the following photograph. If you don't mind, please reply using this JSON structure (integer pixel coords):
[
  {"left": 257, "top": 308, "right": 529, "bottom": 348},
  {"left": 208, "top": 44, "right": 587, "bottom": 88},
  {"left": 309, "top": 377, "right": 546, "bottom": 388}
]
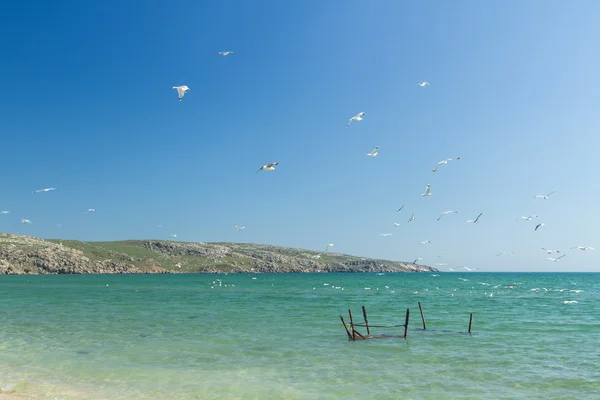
[{"left": 1, "top": 0, "right": 599, "bottom": 272}]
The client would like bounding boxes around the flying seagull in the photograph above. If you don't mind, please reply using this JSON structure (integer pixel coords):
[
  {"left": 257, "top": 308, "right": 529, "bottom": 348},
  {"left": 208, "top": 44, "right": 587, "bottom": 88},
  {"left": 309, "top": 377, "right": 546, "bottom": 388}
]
[
  {"left": 419, "top": 240, "right": 431, "bottom": 245},
  {"left": 366, "top": 146, "right": 379, "bottom": 157},
  {"left": 421, "top": 184, "right": 432, "bottom": 197},
  {"left": 33, "top": 187, "right": 58, "bottom": 193},
  {"left": 346, "top": 112, "right": 365, "bottom": 127},
  {"left": 432, "top": 157, "right": 460, "bottom": 173},
  {"left": 413, "top": 257, "right": 423, "bottom": 264},
  {"left": 570, "top": 246, "right": 595, "bottom": 251},
  {"left": 462, "top": 266, "right": 479, "bottom": 271},
  {"left": 418, "top": 81, "right": 430, "bottom": 87},
  {"left": 0, "top": 211, "right": 10, "bottom": 214},
  {"left": 234, "top": 225, "right": 246, "bottom": 231},
  {"left": 437, "top": 211, "right": 458, "bottom": 221},
  {"left": 21, "top": 219, "right": 31, "bottom": 224},
  {"left": 535, "top": 223, "right": 545, "bottom": 231},
  {"left": 465, "top": 213, "right": 483, "bottom": 224},
  {"left": 496, "top": 252, "right": 514, "bottom": 256},
  {"left": 256, "top": 162, "right": 278, "bottom": 173},
  {"left": 170, "top": 234, "right": 177, "bottom": 238},
  {"left": 395, "top": 206, "right": 404, "bottom": 213},
  {"left": 518, "top": 215, "right": 538, "bottom": 221},
  {"left": 534, "top": 191, "right": 556, "bottom": 200},
  {"left": 392, "top": 223, "right": 401, "bottom": 227},
  {"left": 173, "top": 85, "right": 189, "bottom": 100},
  {"left": 408, "top": 214, "right": 415, "bottom": 223},
  {"left": 541, "top": 248, "right": 560, "bottom": 254},
  {"left": 325, "top": 243, "right": 335, "bottom": 251},
  {"left": 218, "top": 51, "right": 236, "bottom": 56},
  {"left": 380, "top": 233, "right": 392, "bottom": 237},
  {"left": 86, "top": 208, "right": 96, "bottom": 213},
  {"left": 546, "top": 254, "right": 566, "bottom": 262}
]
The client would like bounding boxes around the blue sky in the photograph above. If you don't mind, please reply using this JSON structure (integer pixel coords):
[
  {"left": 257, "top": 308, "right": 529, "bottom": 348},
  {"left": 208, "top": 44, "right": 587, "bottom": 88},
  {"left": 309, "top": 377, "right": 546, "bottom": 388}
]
[{"left": 1, "top": 0, "right": 599, "bottom": 271}]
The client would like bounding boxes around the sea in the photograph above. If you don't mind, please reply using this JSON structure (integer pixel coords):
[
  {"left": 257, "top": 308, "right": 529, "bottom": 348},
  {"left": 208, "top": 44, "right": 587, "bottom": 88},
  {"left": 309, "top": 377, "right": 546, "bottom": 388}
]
[{"left": 0, "top": 272, "right": 598, "bottom": 400}]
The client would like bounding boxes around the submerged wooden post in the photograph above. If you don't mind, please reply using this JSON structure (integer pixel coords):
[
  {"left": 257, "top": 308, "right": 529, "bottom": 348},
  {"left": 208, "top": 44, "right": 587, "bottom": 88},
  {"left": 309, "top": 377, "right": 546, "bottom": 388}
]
[
  {"left": 418, "top": 301, "right": 426, "bottom": 330},
  {"left": 348, "top": 309, "right": 356, "bottom": 341},
  {"left": 403, "top": 308, "right": 410, "bottom": 338},
  {"left": 468, "top": 313, "right": 473, "bottom": 334},
  {"left": 362, "top": 305, "right": 371, "bottom": 335},
  {"left": 340, "top": 315, "right": 352, "bottom": 339}
]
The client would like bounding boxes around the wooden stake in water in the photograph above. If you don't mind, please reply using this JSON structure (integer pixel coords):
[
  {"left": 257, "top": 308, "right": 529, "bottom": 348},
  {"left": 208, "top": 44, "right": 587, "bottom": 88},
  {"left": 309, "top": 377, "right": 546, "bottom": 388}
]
[
  {"left": 468, "top": 313, "right": 473, "bottom": 334},
  {"left": 418, "top": 301, "right": 426, "bottom": 330},
  {"left": 362, "top": 305, "right": 371, "bottom": 335},
  {"left": 403, "top": 308, "right": 410, "bottom": 338},
  {"left": 348, "top": 309, "right": 356, "bottom": 341},
  {"left": 340, "top": 315, "right": 352, "bottom": 339}
]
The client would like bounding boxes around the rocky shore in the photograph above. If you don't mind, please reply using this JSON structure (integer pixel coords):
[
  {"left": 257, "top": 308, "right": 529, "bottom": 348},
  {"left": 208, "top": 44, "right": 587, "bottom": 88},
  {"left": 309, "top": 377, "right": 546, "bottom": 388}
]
[{"left": 0, "top": 233, "right": 437, "bottom": 275}]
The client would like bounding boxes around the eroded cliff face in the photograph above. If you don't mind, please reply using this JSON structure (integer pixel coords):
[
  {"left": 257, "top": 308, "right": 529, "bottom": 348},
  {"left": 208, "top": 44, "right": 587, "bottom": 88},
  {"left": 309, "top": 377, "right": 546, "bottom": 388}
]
[{"left": 0, "top": 234, "right": 437, "bottom": 275}]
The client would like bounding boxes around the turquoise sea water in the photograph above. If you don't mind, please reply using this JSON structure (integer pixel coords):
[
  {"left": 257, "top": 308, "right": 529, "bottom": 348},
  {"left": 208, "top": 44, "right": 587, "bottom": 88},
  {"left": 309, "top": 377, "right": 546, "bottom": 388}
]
[{"left": 0, "top": 273, "right": 599, "bottom": 399}]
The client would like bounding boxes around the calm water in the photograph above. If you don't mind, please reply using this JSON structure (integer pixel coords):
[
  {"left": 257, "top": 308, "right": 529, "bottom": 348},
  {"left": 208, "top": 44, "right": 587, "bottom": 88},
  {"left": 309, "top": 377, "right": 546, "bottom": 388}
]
[{"left": 0, "top": 273, "right": 599, "bottom": 399}]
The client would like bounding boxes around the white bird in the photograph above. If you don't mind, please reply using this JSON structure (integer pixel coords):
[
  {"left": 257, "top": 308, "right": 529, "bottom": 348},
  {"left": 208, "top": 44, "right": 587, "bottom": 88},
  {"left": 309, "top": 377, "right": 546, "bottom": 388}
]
[
  {"left": 21, "top": 219, "right": 31, "bottom": 224},
  {"left": 33, "top": 187, "right": 58, "bottom": 193},
  {"left": 395, "top": 206, "right": 404, "bottom": 213},
  {"left": 346, "top": 112, "right": 365, "bottom": 127},
  {"left": 418, "top": 81, "right": 430, "bottom": 87},
  {"left": 570, "top": 246, "right": 595, "bottom": 251},
  {"left": 437, "top": 211, "right": 458, "bottom": 221},
  {"left": 380, "top": 233, "right": 392, "bottom": 237},
  {"left": 421, "top": 184, "right": 432, "bottom": 197},
  {"left": 436, "top": 263, "right": 448, "bottom": 266},
  {"left": 541, "top": 248, "right": 560, "bottom": 254},
  {"left": 408, "top": 214, "right": 415, "bottom": 223},
  {"left": 0, "top": 211, "right": 10, "bottom": 214},
  {"left": 86, "top": 208, "right": 96, "bottom": 213},
  {"left": 462, "top": 266, "right": 478, "bottom": 271},
  {"left": 413, "top": 257, "right": 423, "bottom": 264},
  {"left": 173, "top": 85, "right": 189, "bottom": 101},
  {"left": 534, "top": 191, "right": 556, "bottom": 200},
  {"left": 432, "top": 157, "right": 460, "bottom": 173},
  {"left": 518, "top": 215, "right": 538, "bottom": 221},
  {"left": 234, "top": 225, "right": 246, "bottom": 231},
  {"left": 218, "top": 51, "right": 236, "bottom": 56},
  {"left": 419, "top": 240, "right": 431, "bottom": 245},
  {"left": 535, "top": 223, "right": 545, "bottom": 231},
  {"left": 465, "top": 213, "right": 483, "bottom": 223},
  {"left": 170, "top": 234, "right": 177, "bottom": 238},
  {"left": 311, "top": 254, "right": 321, "bottom": 259},
  {"left": 325, "top": 244, "right": 335, "bottom": 251},
  {"left": 392, "top": 223, "right": 401, "bottom": 227},
  {"left": 256, "top": 162, "right": 278, "bottom": 173},
  {"left": 496, "top": 252, "right": 514, "bottom": 256},
  {"left": 366, "top": 146, "right": 379, "bottom": 157},
  {"left": 546, "top": 254, "right": 566, "bottom": 262}
]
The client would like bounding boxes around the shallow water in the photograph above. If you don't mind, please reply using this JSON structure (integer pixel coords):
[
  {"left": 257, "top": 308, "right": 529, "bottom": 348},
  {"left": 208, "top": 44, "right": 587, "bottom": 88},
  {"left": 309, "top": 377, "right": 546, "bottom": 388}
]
[{"left": 0, "top": 273, "right": 598, "bottom": 399}]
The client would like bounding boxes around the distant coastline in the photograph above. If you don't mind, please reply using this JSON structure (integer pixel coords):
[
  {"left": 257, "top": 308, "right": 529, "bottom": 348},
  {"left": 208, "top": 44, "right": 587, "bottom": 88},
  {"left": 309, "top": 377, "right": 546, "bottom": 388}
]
[{"left": 0, "top": 233, "right": 437, "bottom": 275}]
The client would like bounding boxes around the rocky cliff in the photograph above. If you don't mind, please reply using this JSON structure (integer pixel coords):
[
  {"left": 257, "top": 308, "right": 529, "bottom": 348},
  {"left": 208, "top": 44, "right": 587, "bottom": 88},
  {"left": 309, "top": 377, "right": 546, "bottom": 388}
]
[{"left": 0, "top": 233, "right": 437, "bottom": 274}]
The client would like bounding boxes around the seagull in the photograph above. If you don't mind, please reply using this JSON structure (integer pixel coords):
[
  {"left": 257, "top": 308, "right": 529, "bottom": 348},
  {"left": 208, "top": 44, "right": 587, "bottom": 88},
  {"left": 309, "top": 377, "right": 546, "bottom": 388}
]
[
  {"left": 218, "top": 51, "right": 236, "bottom": 56},
  {"left": 465, "top": 213, "right": 483, "bottom": 223},
  {"left": 535, "top": 223, "right": 545, "bottom": 231},
  {"left": 496, "top": 252, "right": 514, "bottom": 256},
  {"left": 408, "top": 214, "right": 415, "bottom": 223},
  {"left": 546, "top": 254, "right": 566, "bottom": 262},
  {"left": 419, "top": 240, "right": 431, "bottom": 245},
  {"left": 86, "top": 208, "right": 96, "bottom": 213},
  {"left": 173, "top": 85, "right": 189, "bottom": 101},
  {"left": 518, "top": 215, "right": 538, "bottom": 221},
  {"left": 462, "top": 266, "right": 478, "bottom": 271},
  {"left": 436, "top": 263, "right": 448, "bottom": 266},
  {"left": 33, "top": 187, "right": 58, "bottom": 193},
  {"left": 534, "top": 191, "right": 556, "bottom": 200},
  {"left": 432, "top": 157, "right": 460, "bottom": 173},
  {"left": 256, "top": 162, "right": 278, "bottom": 173},
  {"left": 541, "top": 248, "right": 560, "bottom": 254},
  {"left": 325, "top": 244, "right": 335, "bottom": 251},
  {"left": 395, "top": 206, "right": 404, "bottom": 213},
  {"left": 21, "top": 219, "right": 31, "bottom": 224},
  {"left": 421, "top": 184, "right": 432, "bottom": 197},
  {"left": 0, "top": 211, "right": 10, "bottom": 214},
  {"left": 437, "top": 210, "right": 458, "bottom": 221},
  {"left": 380, "top": 233, "right": 392, "bottom": 237},
  {"left": 366, "top": 146, "right": 379, "bottom": 157},
  {"left": 418, "top": 81, "right": 430, "bottom": 87},
  {"left": 346, "top": 112, "right": 365, "bottom": 127},
  {"left": 413, "top": 257, "right": 423, "bottom": 264},
  {"left": 392, "top": 223, "right": 400, "bottom": 227},
  {"left": 170, "top": 234, "right": 177, "bottom": 238},
  {"left": 234, "top": 225, "right": 246, "bottom": 231},
  {"left": 570, "top": 246, "right": 595, "bottom": 251}
]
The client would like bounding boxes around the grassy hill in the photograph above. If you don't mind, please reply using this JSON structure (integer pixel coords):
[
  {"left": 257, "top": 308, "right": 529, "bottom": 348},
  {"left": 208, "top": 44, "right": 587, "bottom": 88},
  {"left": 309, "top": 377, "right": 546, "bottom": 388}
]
[{"left": 0, "top": 233, "right": 437, "bottom": 274}]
